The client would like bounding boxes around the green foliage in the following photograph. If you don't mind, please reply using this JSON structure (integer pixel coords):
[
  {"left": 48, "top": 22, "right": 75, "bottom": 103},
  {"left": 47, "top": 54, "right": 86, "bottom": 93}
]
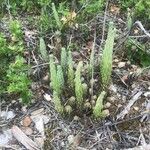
[
  {"left": 93, "top": 91, "right": 106, "bottom": 118},
  {"left": 0, "top": 33, "right": 9, "bottom": 55},
  {"left": 9, "top": 20, "right": 23, "bottom": 39},
  {"left": 101, "top": 22, "right": 116, "bottom": 88},
  {"left": 74, "top": 61, "right": 84, "bottom": 108},
  {"left": 119, "top": 0, "right": 150, "bottom": 19},
  {"left": 39, "top": 37, "right": 49, "bottom": 61},
  {"left": 67, "top": 51, "right": 74, "bottom": 88},
  {"left": 126, "top": 38, "right": 150, "bottom": 67},
  {"left": 135, "top": 0, "right": 150, "bottom": 19},
  {"left": 0, "top": 20, "right": 32, "bottom": 104},
  {"left": 79, "top": 0, "right": 104, "bottom": 19},
  {"left": 7, "top": 56, "right": 32, "bottom": 103}
]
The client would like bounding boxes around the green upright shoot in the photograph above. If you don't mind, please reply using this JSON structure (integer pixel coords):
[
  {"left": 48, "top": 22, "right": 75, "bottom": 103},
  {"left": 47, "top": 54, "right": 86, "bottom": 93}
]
[
  {"left": 74, "top": 61, "right": 83, "bottom": 108},
  {"left": 101, "top": 22, "right": 116, "bottom": 88}
]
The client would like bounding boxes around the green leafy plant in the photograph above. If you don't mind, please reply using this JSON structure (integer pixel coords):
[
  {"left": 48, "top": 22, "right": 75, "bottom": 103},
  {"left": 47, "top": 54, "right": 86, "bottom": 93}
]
[
  {"left": 9, "top": 20, "right": 23, "bottom": 40},
  {"left": 0, "top": 20, "right": 32, "bottom": 104},
  {"left": 7, "top": 56, "right": 32, "bottom": 103},
  {"left": 79, "top": 0, "right": 104, "bottom": 21},
  {"left": 119, "top": 0, "right": 150, "bottom": 20},
  {"left": 126, "top": 38, "right": 150, "bottom": 67},
  {"left": 101, "top": 22, "right": 116, "bottom": 88}
]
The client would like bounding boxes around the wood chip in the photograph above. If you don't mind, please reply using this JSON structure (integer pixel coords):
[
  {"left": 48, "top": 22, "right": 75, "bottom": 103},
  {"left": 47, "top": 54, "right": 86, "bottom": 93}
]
[{"left": 11, "top": 125, "right": 39, "bottom": 150}]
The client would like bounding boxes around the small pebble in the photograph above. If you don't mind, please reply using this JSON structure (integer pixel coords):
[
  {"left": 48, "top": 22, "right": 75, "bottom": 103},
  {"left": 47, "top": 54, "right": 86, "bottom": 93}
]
[
  {"left": 103, "top": 109, "right": 110, "bottom": 116},
  {"left": 107, "top": 97, "right": 115, "bottom": 103},
  {"left": 68, "top": 135, "right": 74, "bottom": 144},
  {"left": 114, "top": 59, "right": 119, "bottom": 63},
  {"left": 91, "top": 100, "right": 96, "bottom": 106},
  {"left": 118, "top": 62, "right": 126, "bottom": 68},
  {"left": 105, "top": 102, "right": 111, "bottom": 108},
  {"left": 133, "top": 107, "right": 139, "bottom": 111},
  {"left": 144, "top": 92, "right": 150, "bottom": 97},
  {"left": 73, "top": 115, "right": 80, "bottom": 121}
]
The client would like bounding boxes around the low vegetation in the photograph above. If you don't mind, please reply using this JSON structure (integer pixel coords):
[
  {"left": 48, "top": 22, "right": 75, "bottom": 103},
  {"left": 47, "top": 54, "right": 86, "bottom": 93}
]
[{"left": 0, "top": 0, "right": 149, "bottom": 118}]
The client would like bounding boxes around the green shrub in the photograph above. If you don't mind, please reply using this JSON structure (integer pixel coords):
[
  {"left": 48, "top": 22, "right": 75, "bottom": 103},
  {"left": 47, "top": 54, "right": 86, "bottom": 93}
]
[{"left": 0, "top": 20, "right": 32, "bottom": 104}]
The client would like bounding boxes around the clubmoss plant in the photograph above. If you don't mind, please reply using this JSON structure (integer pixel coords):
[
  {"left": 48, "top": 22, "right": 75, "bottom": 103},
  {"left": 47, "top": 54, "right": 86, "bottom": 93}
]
[
  {"left": 52, "top": 2, "right": 62, "bottom": 30},
  {"left": 101, "top": 22, "right": 116, "bottom": 88},
  {"left": 74, "top": 61, "right": 83, "bottom": 108},
  {"left": 67, "top": 50, "right": 74, "bottom": 88},
  {"left": 93, "top": 91, "right": 106, "bottom": 118},
  {"left": 61, "top": 47, "right": 67, "bottom": 73},
  {"left": 39, "top": 37, "right": 49, "bottom": 61},
  {"left": 57, "top": 65, "right": 64, "bottom": 94},
  {"left": 53, "top": 91, "right": 64, "bottom": 114},
  {"left": 49, "top": 54, "right": 60, "bottom": 94},
  {"left": 127, "top": 9, "right": 132, "bottom": 30}
]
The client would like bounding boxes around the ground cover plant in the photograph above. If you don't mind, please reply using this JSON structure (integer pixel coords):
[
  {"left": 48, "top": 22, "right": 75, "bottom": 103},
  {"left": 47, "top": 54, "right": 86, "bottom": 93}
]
[{"left": 0, "top": 0, "right": 150, "bottom": 149}]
